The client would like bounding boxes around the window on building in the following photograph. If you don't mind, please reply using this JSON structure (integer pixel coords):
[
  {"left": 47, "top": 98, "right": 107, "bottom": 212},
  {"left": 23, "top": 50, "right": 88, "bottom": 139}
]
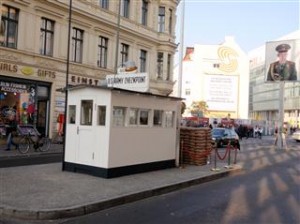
[
  {"left": 80, "top": 100, "right": 93, "bottom": 125},
  {"left": 97, "top": 36, "right": 108, "bottom": 68},
  {"left": 68, "top": 105, "right": 76, "bottom": 124},
  {"left": 100, "top": 0, "right": 109, "bottom": 9},
  {"left": 113, "top": 107, "right": 126, "bottom": 126},
  {"left": 140, "top": 50, "right": 147, "bottom": 72},
  {"left": 165, "top": 111, "right": 174, "bottom": 128},
  {"left": 120, "top": 43, "right": 129, "bottom": 66},
  {"left": 71, "top": 27, "right": 84, "bottom": 63},
  {"left": 129, "top": 108, "right": 138, "bottom": 125},
  {"left": 40, "top": 18, "right": 54, "bottom": 56},
  {"left": 0, "top": 5, "right": 19, "bottom": 48},
  {"left": 168, "top": 9, "right": 173, "bottom": 34},
  {"left": 97, "top": 106, "right": 106, "bottom": 126},
  {"left": 166, "top": 54, "right": 171, "bottom": 80},
  {"left": 185, "top": 89, "right": 191, "bottom": 95},
  {"left": 121, "top": 0, "right": 130, "bottom": 18},
  {"left": 153, "top": 110, "right": 163, "bottom": 126},
  {"left": 157, "top": 52, "right": 164, "bottom": 79},
  {"left": 139, "top": 109, "right": 149, "bottom": 125},
  {"left": 158, "top": 6, "right": 165, "bottom": 32},
  {"left": 141, "top": 0, "right": 148, "bottom": 26}
]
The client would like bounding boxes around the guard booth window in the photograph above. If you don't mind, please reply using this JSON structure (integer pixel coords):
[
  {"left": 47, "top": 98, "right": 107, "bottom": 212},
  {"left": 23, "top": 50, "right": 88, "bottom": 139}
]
[
  {"left": 80, "top": 100, "right": 93, "bottom": 125},
  {"left": 68, "top": 105, "right": 76, "bottom": 124},
  {"left": 97, "top": 105, "right": 106, "bottom": 126}
]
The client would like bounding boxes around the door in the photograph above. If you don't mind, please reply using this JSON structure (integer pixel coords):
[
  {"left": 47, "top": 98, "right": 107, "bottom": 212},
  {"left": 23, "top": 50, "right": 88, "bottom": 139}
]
[
  {"left": 77, "top": 99, "right": 95, "bottom": 165},
  {"left": 37, "top": 100, "right": 49, "bottom": 136}
]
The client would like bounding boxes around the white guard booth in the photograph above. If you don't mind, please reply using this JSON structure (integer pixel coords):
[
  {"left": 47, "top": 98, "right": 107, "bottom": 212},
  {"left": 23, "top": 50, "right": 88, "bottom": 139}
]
[{"left": 63, "top": 85, "right": 181, "bottom": 178}]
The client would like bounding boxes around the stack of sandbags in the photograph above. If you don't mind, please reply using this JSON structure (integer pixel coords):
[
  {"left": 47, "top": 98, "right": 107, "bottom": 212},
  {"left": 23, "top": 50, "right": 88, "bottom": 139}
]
[{"left": 180, "top": 127, "right": 212, "bottom": 166}]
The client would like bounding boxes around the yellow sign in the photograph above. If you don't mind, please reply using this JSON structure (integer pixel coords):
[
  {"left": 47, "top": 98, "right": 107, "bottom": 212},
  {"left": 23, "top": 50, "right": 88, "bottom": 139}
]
[
  {"left": 21, "top": 67, "right": 34, "bottom": 76},
  {"left": 218, "top": 46, "right": 238, "bottom": 73}
]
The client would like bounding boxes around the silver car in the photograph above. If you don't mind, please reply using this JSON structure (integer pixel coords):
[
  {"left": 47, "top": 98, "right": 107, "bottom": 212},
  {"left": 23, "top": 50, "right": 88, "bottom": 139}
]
[{"left": 292, "top": 130, "right": 300, "bottom": 142}]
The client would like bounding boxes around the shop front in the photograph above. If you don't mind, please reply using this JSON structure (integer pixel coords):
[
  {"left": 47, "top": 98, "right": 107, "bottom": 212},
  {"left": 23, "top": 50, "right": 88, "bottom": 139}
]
[{"left": 0, "top": 76, "right": 51, "bottom": 147}]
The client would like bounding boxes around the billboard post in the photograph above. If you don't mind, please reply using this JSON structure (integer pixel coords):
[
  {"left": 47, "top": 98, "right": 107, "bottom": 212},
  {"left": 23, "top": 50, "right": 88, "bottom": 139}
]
[
  {"left": 265, "top": 40, "right": 299, "bottom": 149},
  {"left": 277, "top": 81, "right": 286, "bottom": 149}
]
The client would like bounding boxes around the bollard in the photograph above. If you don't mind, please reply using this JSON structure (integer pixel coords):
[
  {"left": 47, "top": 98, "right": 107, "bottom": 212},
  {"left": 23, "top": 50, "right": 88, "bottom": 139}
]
[
  {"left": 233, "top": 146, "right": 237, "bottom": 164},
  {"left": 224, "top": 142, "right": 234, "bottom": 169},
  {"left": 211, "top": 141, "right": 220, "bottom": 171}
]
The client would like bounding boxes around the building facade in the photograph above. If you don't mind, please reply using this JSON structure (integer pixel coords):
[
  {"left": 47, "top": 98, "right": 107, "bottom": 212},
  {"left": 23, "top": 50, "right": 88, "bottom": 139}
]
[
  {"left": 248, "top": 30, "right": 300, "bottom": 132},
  {"left": 174, "top": 36, "right": 249, "bottom": 119},
  {"left": 0, "top": 0, "right": 179, "bottom": 139}
]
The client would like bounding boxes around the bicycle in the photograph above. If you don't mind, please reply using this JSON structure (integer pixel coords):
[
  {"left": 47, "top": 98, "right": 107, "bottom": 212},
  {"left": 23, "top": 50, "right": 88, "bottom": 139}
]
[{"left": 16, "top": 125, "right": 51, "bottom": 154}]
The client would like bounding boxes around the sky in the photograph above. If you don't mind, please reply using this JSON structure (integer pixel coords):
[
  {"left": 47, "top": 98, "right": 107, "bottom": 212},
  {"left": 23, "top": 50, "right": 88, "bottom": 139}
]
[{"left": 176, "top": 0, "right": 300, "bottom": 53}]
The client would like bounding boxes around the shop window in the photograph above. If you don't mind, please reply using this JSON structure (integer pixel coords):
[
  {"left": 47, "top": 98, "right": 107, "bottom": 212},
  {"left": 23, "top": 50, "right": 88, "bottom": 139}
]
[
  {"left": 139, "top": 109, "right": 149, "bottom": 126},
  {"left": 113, "top": 107, "right": 126, "bottom": 126},
  {"left": 0, "top": 82, "right": 35, "bottom": 125},
  {"left": 129, "top": 108, "right": 138, "bottom": 125},
  {"left": 97, "top": 105, "right": 106, "bottom": 126},
  {"left": 153, "top": 110, "right": 163, "bottom": 127},
  {"left": 165, "top": 111, "right": 174, "bottom": 128},
  {"left": 80, "top": 100, "right": 93, "bottom": 125},
  {"left": 68, "top": 105, "right": 76, "bottom": 124}
]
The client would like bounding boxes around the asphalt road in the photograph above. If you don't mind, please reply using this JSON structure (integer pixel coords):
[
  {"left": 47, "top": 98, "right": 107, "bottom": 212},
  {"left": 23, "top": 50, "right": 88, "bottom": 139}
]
[{"left": 58, "top": 139, "right": 300, "bottom": 224}]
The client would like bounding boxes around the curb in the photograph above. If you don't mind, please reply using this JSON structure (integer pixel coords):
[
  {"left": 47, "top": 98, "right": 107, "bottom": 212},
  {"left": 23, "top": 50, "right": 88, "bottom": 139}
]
[
  {"left": 0, "top": 153, "right": 63, "bottom": 168},
  {"left": 0, "top": 166, "right": 242, "bottom": 220}
]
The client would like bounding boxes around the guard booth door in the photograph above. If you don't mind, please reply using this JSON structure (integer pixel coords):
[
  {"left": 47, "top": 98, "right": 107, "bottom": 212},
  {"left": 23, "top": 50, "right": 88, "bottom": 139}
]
[{"left": 77, "top": 99, "right": 95, "bottom": 165}]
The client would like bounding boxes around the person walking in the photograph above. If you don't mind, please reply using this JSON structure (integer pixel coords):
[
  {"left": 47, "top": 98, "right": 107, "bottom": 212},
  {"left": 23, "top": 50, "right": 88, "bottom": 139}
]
[{"left": 6, "top": 113, "right": 18, "bottom": 151}]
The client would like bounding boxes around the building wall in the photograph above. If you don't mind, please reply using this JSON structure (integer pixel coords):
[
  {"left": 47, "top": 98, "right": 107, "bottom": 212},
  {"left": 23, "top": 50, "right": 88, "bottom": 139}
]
[
  {"left": 174, "top": 36, "right": 249, "bottom": 119},
  {"left": 0, "top": 0, "right": 179, "bottom": 138}
]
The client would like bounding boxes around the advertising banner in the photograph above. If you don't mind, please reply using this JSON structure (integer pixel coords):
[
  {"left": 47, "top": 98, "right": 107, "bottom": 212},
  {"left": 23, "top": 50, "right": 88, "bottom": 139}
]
[
  {"left": 204, "top": 74, "right": 238, "bottom": 111},
  {"left": 265, "top": 39, "right": 299, "bottom": 82}
]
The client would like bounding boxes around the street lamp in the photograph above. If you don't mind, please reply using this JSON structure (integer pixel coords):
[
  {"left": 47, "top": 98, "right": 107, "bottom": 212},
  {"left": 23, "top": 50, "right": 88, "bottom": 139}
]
[
  {"left": 62, "top": 0, "right": 73, "bottom": 171},
  {"left": 114, "top": 0, "right": 121, "bottom": 74}
]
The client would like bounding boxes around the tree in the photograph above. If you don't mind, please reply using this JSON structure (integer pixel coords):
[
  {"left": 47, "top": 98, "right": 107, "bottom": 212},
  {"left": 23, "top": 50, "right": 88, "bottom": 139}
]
[{"left": 189, "top": 101, "right": 209, "bottom": 117}]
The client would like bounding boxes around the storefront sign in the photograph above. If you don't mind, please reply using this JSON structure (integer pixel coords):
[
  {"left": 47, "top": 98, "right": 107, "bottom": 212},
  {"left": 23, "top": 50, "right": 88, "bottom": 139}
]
[
  {"left": 106, "top": 73, "right": 149, "bottom": 92},
  {"left": 21, "top": 67, "right": 34, "bottom": 76},
  {"left": 0, "top": 62, "right": 18, "bottom": 73},
  {"left": 70, "top": 75, "right": 101, "bottom": 86},
  {"left": 0, "top": 61, "right": 56, "bottom": 79},
  {"left": 37, "top": 69, "right": 56, "bottom": 78},
  {"left": 0, "top": 81, "right": 27, "bottom": 93}
]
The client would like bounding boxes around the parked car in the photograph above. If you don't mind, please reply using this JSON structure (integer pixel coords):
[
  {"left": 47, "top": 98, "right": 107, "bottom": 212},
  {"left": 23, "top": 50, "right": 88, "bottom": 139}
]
[
  {"left": 292, "top": 130, "right": 300, "bottom": 142},
  {"left": 212, "top": 128, "right": 240, "bottom": 149}
]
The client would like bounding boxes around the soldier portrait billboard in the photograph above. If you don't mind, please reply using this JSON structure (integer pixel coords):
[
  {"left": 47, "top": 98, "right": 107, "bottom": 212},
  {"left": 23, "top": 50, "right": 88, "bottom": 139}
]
[{"left": 265, "top": 39, "right": 299, "bottom": 82}]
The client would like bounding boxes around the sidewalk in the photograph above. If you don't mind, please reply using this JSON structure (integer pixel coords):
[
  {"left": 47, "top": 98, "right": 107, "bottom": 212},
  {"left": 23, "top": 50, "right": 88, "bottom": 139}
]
[
  {"left": 0, "top": 159, "right": 241, "bottom": 220},
  {"left": 1, "top": 135, "right": 298, "bottom": 221}
]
